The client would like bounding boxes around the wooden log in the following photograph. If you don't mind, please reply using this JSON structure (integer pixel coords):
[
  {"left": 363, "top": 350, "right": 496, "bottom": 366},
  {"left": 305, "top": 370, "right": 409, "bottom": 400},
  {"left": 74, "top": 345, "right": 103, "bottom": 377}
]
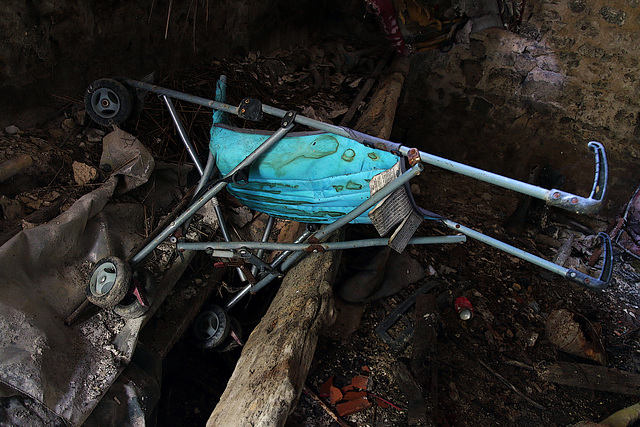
[
  {"left": 540, "top": 361, "right": 640, "bottom": 395},
  {"left": 0, "top": 154, "right": 32, "bottom": 182},
  {"left": 206, "top": 53, "right": 412, "bottom": 427},
  {"left": 205, "top": 246, "right": 341, "bottom": 426},
  {"left": 353, "top": 56, "right": 411, "bottom": 139},
  {"left": 391, "top": 361, "right": 429, "bottom": 426},
  {"left": 340, "top": 49, "right": 394, "bottom": 127}
]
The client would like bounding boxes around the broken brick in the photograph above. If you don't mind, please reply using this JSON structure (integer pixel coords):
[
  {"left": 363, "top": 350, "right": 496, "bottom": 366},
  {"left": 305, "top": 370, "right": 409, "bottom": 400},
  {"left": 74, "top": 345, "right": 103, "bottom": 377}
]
[
  {"left": 336, "top": 397, "right": 372, "bottom": 417},
  {"left": 329, "top": 386, "right": 343, "bottom": 404},
  {"left": 351, "top": 375, "right": 369, "bottom": 390},
  {"left": 340, "top": 385, "right": 354, "bottom": 394},
  {"left": 319, "top": 375, "right": 334, "bottom": 396},
  {"left": 343, "top": 390, "right": 367, "bottom": 401}
]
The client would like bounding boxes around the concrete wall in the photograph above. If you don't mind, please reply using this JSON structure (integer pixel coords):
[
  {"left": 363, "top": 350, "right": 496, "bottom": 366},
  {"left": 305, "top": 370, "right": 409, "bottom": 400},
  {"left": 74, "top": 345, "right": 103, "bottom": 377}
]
[{"left": 396, "top": 0, "right": 640, "bottom": 215}]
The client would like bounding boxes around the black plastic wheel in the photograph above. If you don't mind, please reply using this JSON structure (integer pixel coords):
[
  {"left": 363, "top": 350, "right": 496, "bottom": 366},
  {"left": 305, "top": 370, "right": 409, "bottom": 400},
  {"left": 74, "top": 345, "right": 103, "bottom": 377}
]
[
  {"left": 192, "top": 304, "right": 230, "bottom": 349},
  {"left": 113, "top": 269, "right": 156, "bottom": 319},
  {"left": 86, "top": 257, "right": 131, "bottom": 309},
  {"left": 113, "top": 76, "right": 146, "bottom": 120},
  {"left": 84, "top": 78, "right": 133, "bottom": 126}
]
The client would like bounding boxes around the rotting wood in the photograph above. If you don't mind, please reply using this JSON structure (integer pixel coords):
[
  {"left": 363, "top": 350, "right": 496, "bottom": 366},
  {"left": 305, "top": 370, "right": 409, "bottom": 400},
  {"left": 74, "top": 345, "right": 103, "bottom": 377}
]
[
  {"left": 353, "top": 56, "right": 411, "bottom": 140},
  {"left": 206, "top": 54, "right": 412, "bottom": 426},
  {"left": 391, "top": 361, "right": 429, "bottom": 426},
  {"left": 0, "top": 154, "right": 32, "bottom": 183},
  {"left": 540, "top": 361, "right": 640, "bottom": 396},
  {"left": 412, "top": 294, "right": 438, "bottom": 421},
  {"left": 340, "top": 49, "right": 394, "bottom": 127},
  {"left": 205, "top": 243, "right": 342, "bottom": 427},
  {"left": 0, "top": 195, "right": 66, "bottom": 246}
]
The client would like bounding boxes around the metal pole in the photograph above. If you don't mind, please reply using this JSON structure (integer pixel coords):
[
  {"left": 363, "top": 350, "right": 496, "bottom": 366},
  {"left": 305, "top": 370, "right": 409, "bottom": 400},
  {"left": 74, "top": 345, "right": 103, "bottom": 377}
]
[
  {"left": 129, "top": 121, "right": 295, "bottom": 266},
  {"left": 227, "top": 229, "right": 313, "bottom": 310},
  {"left": 248, "top": 163, "right": 424, "bottom": 295},
  {"left": 179, "top": 235, "right": 466, "bottom": 252},
  {"left": 251, "top": 215, "right": 275, "bottom": 276},
  {"left": 441, "top": 219, "right": 568, "bottom": 277},
  {"left": 162, "top": 95, "right": 204, "bottom": 176},
  {"left": 125, "top": 79, "right": 606, "bottom": 213}
]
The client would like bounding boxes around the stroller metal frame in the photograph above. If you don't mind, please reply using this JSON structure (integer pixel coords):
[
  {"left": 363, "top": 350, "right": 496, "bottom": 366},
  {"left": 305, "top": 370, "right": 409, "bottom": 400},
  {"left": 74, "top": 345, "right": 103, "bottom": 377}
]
[{"left": 84, "top": 75, "right": 614, "bottom": 316}]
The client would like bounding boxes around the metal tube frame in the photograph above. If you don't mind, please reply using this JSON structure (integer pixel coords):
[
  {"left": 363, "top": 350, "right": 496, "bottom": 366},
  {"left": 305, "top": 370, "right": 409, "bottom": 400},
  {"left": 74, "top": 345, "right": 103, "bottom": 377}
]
[
  {"left": 248, "top": 163, "right": 424, "bottom": 295},
  {"left": 120, "top": 77, "right": 612, "bottom": 302},
  {"left": 124, "top": 78, "right": 608, "bottom": 215},
  {"left": 129, "top": 120, "right": 296, "bottom": 266},
  {"left": 179, "top": 235, "right": 466, "bottom": 252}
]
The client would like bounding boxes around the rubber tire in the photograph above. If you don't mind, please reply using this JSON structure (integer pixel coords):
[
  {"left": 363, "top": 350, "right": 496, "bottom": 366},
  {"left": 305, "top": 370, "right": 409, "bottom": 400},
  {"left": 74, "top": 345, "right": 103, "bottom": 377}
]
[
  {"left": 113, "top": 269, "right": 156, "bottom": 319},
  {"left": 113, "top": 76, "right": 146, "bottom": 120},
  {"left": 86, "top": 257, "right": 131, "bottom": 309},
  {"left": 192, "top": 304, "right": 230, "bottom": 349},
  {"left": 84, "top": 78, "right": 133, "bottom": 126}
]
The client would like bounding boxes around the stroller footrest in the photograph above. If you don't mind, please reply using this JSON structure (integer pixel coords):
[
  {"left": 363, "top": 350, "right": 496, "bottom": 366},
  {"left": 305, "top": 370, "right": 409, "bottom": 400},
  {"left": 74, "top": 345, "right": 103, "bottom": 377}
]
[{"left": 368, "top": 161, "right": 424, "bottom": 252}]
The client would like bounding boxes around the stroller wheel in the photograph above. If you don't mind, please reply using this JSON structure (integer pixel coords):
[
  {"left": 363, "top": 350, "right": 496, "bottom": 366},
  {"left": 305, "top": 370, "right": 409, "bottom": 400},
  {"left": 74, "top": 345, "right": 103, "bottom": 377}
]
[
  {"left": 84, "top": 78, "right": 133, "bottom": 126},
  {"left": 192, "top": 304, "right": 230, "bottom": 349},
  {"left": 112, "top": 76, "right": 147, "bottom": 120},
  {"left": 216, "top": 316, "right": 243, "bottom": 353},
  {"left": 113, "top": 269, "right": 156, "bottom": 319},
  {"left": 86, "top": 257, "right": 131, "bottom": 309}
]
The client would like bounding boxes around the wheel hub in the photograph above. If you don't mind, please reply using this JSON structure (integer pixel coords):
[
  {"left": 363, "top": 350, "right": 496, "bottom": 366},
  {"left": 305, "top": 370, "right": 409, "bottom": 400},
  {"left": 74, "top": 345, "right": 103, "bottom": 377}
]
[
  {"left": 91, "top": 88, "right": 120, "bottom": 119},
  {"left": 91, "top": 262, "right": 117, "bottom": 295}
]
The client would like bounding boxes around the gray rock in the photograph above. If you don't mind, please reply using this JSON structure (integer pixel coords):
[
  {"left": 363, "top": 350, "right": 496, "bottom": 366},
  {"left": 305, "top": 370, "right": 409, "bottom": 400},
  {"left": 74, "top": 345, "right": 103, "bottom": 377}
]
[{"left": 5, "top": 125, "right": 20, "bottom": 135}]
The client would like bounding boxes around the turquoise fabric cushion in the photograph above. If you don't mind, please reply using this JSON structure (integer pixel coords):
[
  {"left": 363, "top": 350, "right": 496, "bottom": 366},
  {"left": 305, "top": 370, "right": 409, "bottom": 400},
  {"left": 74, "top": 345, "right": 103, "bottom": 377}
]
[{"left": 209, "top": 124, "right": 400, "bottom": 223}]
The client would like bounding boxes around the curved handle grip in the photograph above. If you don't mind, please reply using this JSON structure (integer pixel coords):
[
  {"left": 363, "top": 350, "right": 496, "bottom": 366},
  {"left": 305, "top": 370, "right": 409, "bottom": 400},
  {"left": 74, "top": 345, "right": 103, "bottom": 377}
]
[
  {"left": 565, "top": 232, "right": 613, "bottom": 290},
  {"left": 547, "top": 142, "right": 608, "bottom": 215}
]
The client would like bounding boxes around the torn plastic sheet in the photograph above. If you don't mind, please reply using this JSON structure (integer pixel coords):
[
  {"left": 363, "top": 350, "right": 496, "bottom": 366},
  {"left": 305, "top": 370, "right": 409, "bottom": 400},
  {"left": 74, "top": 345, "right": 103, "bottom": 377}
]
[
  {"left": 0, "top": 130, "right": 179, "bottom": 425},
  {"left": 100, "top": 128, "right": 155, "bottom": 195}
]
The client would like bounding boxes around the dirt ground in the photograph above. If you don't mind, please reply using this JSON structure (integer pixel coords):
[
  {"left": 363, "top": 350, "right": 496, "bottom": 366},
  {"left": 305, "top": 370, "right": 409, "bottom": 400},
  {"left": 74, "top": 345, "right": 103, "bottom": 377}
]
[{"left": 1, "top": 42, "right": 639, "bottom": 426}]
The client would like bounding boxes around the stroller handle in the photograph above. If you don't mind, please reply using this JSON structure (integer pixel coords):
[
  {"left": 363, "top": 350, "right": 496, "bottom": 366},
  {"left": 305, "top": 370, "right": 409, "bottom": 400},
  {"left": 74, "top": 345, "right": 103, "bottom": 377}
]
[{"left": 121, "top": 78, "right": 609, "bottom": 216}]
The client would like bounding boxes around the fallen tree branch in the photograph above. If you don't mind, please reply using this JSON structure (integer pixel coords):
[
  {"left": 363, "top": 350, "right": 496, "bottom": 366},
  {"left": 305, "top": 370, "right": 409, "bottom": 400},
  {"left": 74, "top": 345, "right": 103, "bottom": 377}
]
[
  {"left": 303, "top": 385, "right": 351, "bottom": 427},
  {"left": 477, "top": 359, "right": 546, "bottom": 411}
]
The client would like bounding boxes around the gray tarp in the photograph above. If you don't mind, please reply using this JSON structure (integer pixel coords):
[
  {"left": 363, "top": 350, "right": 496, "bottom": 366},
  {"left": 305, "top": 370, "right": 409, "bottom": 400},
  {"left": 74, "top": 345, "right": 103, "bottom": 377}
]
[{"left": 0, "top": 130, "right": 165, "bottom": 426}]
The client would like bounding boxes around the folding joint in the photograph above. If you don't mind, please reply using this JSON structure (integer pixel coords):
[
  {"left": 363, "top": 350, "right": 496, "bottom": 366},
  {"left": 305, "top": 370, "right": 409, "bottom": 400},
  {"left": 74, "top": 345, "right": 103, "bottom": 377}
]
[
  {"left": 407, "top": 147, "right": 421, "bottom": 166},
  {"left": 213, "top": 258, "right": 246, "bottom": 268},
  {"left": 237, "top": 98, "right": 263, "bottom": 121},
  {"left": 305, "top": 244, "right": 326, "bottom": 253},
  {"left": 281, "top": 111, "right": 297, "bottom": 128}
]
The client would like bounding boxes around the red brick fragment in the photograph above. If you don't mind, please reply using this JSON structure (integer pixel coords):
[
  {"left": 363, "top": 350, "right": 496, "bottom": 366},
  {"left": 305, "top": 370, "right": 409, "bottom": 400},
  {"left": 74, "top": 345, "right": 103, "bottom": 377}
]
[
  {"left": 319, "top": 375, "right": 334, "bottom": 396},
  {"left": 343, "top": 390, "right": 367, "bottom": 401},
  {"left": 329, "top": 386, "right": 343, "bottom": 405},
  {"left": 351, "top": 375, "right": 369, "bottom": 390},
  {"left": 340, "top": 385, "right": 354, "bottom": 394},
  {"left": 336, "top": 397, "right": 372, "bottom": 417}
]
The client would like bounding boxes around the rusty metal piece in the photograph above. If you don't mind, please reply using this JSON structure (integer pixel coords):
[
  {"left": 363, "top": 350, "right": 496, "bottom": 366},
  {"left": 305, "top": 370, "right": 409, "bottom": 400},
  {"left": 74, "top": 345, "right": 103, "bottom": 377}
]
[
  {"left": 305, "top": 244, "right": 326, "bottom": 253},
  {"left": 545, "top": 309, "right": 607, "bottom": 365},
  {"left": 407, "top": 147, "right": 420, "bottom": 166},
  {"left": 214, "top": 258, "right": 246, "bottom": 268}
]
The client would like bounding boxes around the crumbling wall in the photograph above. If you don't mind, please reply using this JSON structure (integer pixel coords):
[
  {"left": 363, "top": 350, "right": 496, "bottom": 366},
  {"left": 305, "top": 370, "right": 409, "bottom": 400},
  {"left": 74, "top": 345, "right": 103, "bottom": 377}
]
[
  {"left": 0, "top": 0, "right": 367, "bottom": 127},
  {"left": 397, "top": 1, "right": 640, "bottom": 215}
]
